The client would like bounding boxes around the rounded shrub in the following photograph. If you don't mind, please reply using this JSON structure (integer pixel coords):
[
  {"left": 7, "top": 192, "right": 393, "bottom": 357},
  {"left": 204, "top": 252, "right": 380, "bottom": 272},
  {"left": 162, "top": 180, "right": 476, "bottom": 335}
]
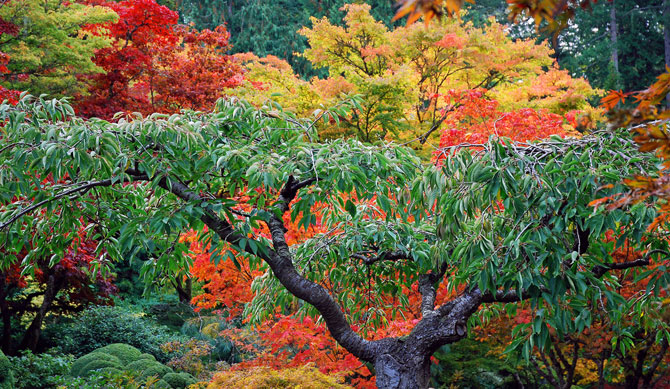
[
  {"left": 138, "top": 364, "right": 172, "bottom": 380},
  {"left": 163, "top": 372, "right": 197, "bottom": 389},
  {"left": 71, "top": 352, "right": 121, "bottom": 377},
  {"left": 96, "top": 343, "right": 142, "bottom": 365},
  {"left": 126, "top": 359, "right": 161, "bottom": 373},
  {"left": 155, "top": 379, "right": 172, "bottom": 389},
  {"left": 0, "top": 350, "right": 14, "bottom": 389},
  {"left": 79, "top": 359, "right": 121, "bottom": 377},
  {"left": 138, "top": 353, "right": 156, "bottom": 361}
]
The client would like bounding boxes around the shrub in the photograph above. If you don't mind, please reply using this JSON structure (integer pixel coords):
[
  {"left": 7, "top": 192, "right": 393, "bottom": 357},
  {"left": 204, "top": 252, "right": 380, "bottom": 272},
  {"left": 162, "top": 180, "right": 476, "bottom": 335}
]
[
  {"left": 71, "top": 352, "right": 121, "bottom": 377},
  {"left": 79, "top": 360, "right": 121, "bottom": 377},
  {"left": 71, "top": 343, "right": 180, "bottom": 385},
  {"left": 56, "top": 305, "right": 184, "bottom": 362},
  {"left": 7, "top": 350, "right": 73, "bottom": 389},
  {"left": 138, "top": 364, "right": 172, "bottom": 381},
  {"left": 208, "top": 365, "right": 351, "bottom": 388},
  {"left": 163, "top": 372, "right": 198, "bottom": 389},
  {"left": 97, "top": 343, "right": 142, "bottom": 364},
  {"left": 0, "top": 350, "right": 14, "bottom": 389},
  {"left": 127, "top": 358, "right": 161, "bottom": 373}
]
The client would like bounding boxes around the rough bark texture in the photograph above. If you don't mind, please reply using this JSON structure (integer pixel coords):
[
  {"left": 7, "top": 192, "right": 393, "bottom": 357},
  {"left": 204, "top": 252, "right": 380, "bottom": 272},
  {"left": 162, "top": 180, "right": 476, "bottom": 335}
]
[
  {"left": 19, "top": 274, "right": 61, "bottom": 351},
  {"left": 665, "top": 0, "right": 670, "bottom": 107},
  {"left": 610, "top": 0, "right": 619, "bottom": 74}
]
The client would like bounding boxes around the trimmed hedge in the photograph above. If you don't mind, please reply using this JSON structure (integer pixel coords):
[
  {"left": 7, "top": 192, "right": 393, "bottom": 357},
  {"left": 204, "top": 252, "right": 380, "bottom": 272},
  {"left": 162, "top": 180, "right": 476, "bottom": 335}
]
[{"left": 70, "top": 343, "right": 194, "bottom": 388}]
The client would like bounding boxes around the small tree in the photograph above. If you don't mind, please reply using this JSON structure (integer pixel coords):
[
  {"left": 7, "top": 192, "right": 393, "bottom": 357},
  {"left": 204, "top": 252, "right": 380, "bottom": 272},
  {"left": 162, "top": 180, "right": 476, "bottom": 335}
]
[{"left": 0, "top": 95, "right": 667, "bottom": 387}]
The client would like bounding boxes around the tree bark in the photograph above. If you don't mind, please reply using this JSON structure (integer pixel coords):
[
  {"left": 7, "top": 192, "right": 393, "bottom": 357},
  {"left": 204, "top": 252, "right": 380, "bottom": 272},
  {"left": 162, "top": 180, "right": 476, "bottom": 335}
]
[
  {"left": 0, "top": 279, "right": 11, "bottom": 354},
  {"left": 664, "top": 0, "right": 670, "bottom": 106},
  {"left": 18, "top": 273, "right": 60, "bottom": 351},
  {"left": 610, "top": 0, "right": 619, "bottom": 75}
]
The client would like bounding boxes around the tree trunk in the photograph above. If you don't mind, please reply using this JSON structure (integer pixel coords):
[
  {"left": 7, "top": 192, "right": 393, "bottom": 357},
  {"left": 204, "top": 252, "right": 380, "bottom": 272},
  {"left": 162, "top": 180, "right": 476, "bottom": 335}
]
[
  {"left": 375, "top": 352, "right": 431, "bottom": 389},
  {"left": 18, "top": 274, "right": 60, "bottom": 351},
  {"left": 0, "top": 279, "right": 11, "bottom": 354},
  {"left": 610, "top": 0, "right": 619, "bottom": 75},
  {"left": 664, "top": 0, "right": 670, "bottom": 106},
  {"left": 174, "top": 276, "right": 192, "bottom": 303}
]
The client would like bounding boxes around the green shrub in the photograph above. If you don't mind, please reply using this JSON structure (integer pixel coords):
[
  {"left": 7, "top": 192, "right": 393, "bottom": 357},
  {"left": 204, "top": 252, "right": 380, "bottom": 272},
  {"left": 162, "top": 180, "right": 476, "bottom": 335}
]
[
  {"left": 56, "top": 305, "right": 184, "bottom": 362},
  {"left": 138, "top": 364, "right": 172, "bottom": 380},
  {"left": 155, "top": 379, "right": 172, "bottom": 389},
  {"left": 138, "top": 353, "right": 156, "bottom": 361},
  {"left": 8, "top": 350, "right": 73, "bottom": 389},
  {"left": 96, "top": 343, "right": 142, "bottom": 364},
  {"left": 163, "top": 372, "right": 197, "bottom": 389},
  {"left": 0, "top": 350, "right": 14, "bottom": 389},
  {"left": 79, "top": 360, "right": 121, "bottom": 377},
  {"left": 71, "top": 352, "right": 121, "bottom": 377},
  {"left": 126, "top": 358, "right": 161, "bottom": 373}
]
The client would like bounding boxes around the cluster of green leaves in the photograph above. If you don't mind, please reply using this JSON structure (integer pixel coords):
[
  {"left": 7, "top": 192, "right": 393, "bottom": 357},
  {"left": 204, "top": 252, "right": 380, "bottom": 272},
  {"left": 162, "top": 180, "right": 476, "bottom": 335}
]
[
  {"left": 1, "top": 95, "right": 667, "bottom": 363},
  {"left": 0, "top": 0, "right": 117, "bottom": 97},
  {"left": 51, "top": 305, "right": 184, "bottom": 362},
  {"left": 7, "top": 350, "right": 73, "bottom": 389}
]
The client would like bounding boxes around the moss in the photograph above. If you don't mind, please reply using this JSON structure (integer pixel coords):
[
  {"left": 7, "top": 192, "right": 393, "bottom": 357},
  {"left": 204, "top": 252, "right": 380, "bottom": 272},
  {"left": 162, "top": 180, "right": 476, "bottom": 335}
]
[
  {"left": 71, "top": 352, "right": 121, "bottom": 377},
  {"left": 96, "top": 343, "right": 142, "bottom": 364},
  {"left": 163, "top": 372, "right": 197, "bottom": 388},
  {"left": 0, "top": 350, "right": 14, "bottom": 389},
  {"left": 80, "top": 359, "right": 122, "bottom": 377}
]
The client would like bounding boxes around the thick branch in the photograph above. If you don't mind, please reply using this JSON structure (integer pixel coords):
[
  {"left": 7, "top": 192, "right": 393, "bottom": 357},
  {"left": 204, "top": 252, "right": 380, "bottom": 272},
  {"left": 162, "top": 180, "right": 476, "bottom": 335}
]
[
  {"left": 264, "top": 175, "right": 378, "bottom": 361},
  {"left": 418, "top": 262, "right": 448, "bottom": 317}
]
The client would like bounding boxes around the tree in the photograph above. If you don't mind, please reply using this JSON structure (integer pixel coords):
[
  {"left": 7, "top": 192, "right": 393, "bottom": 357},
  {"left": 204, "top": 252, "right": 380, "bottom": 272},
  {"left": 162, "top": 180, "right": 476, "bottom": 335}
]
[
  {"left": 295, "top": 4, "right": 596, "bottom": 146},
  {"left": 175, "top": 0, "right": 399, "bottom": 78},
  {"left": 0, "top": 95, "right": 666, "bottom": 388},
  {"left": 0, "top": 0, "right": 117, "bottom": 98},
  {"left": 77, "top": 0, "right": 243, "bottom": 119}
]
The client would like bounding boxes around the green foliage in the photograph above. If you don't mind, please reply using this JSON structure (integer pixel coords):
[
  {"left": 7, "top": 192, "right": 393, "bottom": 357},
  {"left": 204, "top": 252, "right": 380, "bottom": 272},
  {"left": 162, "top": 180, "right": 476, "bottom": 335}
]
[
  {"left": 162, "top": 372, "right": 197, "bottom": 389},
  {"left": 0, "top": 0, "right": 117, "bottom": 97},
  {"left": 177, "top": 0, "right": 398, "bottom": 78},
  {"left": 430, "top": 338, "right": 535, "bottom": 388},
  {"left": 8, "top": 350, "right": 73, "bottom": 389},
  {"left": 70, "top": 352, "right": 121, "bottom": 378},
  {"left": 0, "top": 350, "right": 13, "bottom": 389},
  {"left": 70, "top": 343, "right": 192, "bottom": 386},
  {"left": 0, "top": 95, "right": 667, "bottom": 373},
  {"left": 97, "top": 344, "right": 143, "bottom": 365},
  {"left": 55, "top": 305, "right": 184, "bottom": 362},
  {"left": 558, "top": 0, "right": 665, "bottom": 92},
  {"left": 137, "top": 363, "right": 173, "bottom": 380}
]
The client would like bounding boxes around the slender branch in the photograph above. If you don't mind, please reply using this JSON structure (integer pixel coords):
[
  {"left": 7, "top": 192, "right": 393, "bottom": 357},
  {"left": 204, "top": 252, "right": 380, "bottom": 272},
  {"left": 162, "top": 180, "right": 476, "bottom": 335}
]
[
  {"left": 351, "top": 250, "right": 409, "bottom": 266},
  {"left": 0, "top": 179, "right": 116, "bottom": 230}
]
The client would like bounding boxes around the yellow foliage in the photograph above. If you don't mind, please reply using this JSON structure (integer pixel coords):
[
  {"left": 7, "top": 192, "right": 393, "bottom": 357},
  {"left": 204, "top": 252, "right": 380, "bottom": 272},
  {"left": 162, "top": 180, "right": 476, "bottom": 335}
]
[
  {"left": 208, "top": 365, "right": 352, "bottom": 389},
  {"left": 202, "top": 322, "right": 220, "bottom": 338},
  {"left": 574, "top": 359, "right": 599, "bottom": 386}
]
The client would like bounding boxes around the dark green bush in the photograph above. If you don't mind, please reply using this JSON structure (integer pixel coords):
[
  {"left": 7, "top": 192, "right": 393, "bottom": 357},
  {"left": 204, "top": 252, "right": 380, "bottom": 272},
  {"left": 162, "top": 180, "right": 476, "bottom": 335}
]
[
  {"left": 96, "top": 343, "right": 142, "bottom": 364},
  {"left": 0, "top": 350, "right": 14, "bottom": 389},
  {"left": 7, "top": 350, "right": 72, "bottom": 389},
  {"left": 56, "top": 305, "right": 184, "bottom": 362},
  {"left": 163, "top": 372, "right": 197, "bottom": 389},
  {"left": 78, "top": 360, "right": 121, "bottom": 377},
  {"left": 70, "top": 343, "right": 186, "bottom": 385},
  {"left": 70, "top": 352, "right": 120, "bottom": 377},
  {"left": 126, "top": 358, "right": 161, "bottom": 373},
  {"left": 138, "top": 364, "right": 172, "bottom": 380}
]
